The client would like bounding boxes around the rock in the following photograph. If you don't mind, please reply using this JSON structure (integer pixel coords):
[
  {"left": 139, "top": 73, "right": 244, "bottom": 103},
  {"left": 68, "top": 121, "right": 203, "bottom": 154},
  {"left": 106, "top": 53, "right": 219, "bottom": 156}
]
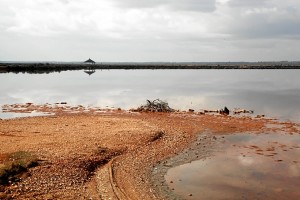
[
  {"left": 0, "top": 193, "right": 7, "bottom": 199},
  {"left": 0, "top": 185, "right": 4, "bottom": 192},
  {"left": 224, "top": 107, "right": 230, "bottom": 114},
  {"left": 188, "top": 109, "right": 194, "bottom": 112},
  {"left": 233, "top": 108, "right": 254, "bottom": 114},
  {"left": 220, "top": 106, "right": 230, "bottom": 115}
]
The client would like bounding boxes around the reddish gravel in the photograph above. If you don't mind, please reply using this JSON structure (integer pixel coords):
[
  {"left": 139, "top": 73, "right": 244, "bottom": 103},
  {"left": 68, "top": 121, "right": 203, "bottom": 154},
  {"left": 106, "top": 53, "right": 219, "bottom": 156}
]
[{"left": 0, "top": 110, "right": 298, "bottom": 199}]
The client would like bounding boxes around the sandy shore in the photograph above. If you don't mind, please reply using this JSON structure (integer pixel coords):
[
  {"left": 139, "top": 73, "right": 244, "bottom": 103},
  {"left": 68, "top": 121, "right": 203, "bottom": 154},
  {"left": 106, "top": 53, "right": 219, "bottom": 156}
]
[{"left": 0, "top": 108, "right": 299, "bottom": 199}]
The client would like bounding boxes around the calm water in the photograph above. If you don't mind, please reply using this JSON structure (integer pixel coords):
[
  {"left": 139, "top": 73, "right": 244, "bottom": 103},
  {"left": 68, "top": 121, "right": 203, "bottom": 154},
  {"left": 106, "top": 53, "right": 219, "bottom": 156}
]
[
  {"left": 1, "top": 70, "right": 300, "bottom": 199},
  {"left": 166, "top": 134, "right": 300, "bottom": 200},
  {"left": 1, "top": 69, "right": 300, "bottom": 120}
]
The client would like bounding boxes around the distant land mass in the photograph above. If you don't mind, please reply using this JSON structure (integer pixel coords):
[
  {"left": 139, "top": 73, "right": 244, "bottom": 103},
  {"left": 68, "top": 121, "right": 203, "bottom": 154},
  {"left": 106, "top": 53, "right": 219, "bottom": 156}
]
[{"left": 0, "top": 61, "right": 300, "bottom": 74}]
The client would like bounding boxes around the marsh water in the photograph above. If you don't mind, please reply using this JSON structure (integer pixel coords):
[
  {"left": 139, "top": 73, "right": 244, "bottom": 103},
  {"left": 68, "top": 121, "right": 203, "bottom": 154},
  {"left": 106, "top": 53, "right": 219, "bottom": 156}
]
[
  {"left": 166, "top": 134, "right": 300, "bottom": 200},
  {"left": 1, "top": 69, "right": 300, "bottom": 121},
  {"left": 1, "top": 69, "right": 300, "bottom": 199}
]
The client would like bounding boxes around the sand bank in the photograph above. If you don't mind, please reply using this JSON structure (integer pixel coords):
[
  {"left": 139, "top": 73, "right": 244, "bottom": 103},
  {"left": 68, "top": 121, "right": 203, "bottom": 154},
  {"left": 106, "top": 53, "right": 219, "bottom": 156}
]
[{"left": 0, "top": 108, "right": 299, "bottom": 199}]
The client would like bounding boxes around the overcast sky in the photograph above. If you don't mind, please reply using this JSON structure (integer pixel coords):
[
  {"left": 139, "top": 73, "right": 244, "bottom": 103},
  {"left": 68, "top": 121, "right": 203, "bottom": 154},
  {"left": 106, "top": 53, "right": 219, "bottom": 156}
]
[{"left": 0, "top": 0, "right": 300, "bottom": 62}]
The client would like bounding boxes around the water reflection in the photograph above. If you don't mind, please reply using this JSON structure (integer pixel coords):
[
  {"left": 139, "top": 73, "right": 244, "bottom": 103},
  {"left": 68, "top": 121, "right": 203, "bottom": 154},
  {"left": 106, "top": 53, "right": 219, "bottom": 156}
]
[
  {"left": 0, "top": 111, "right": 54, "bottom": 119},
  {"left": 165, "top": 134, "right": 300, "bottom": 200},
  {"left": 0, "top": 70, "right": 299, "bottom": 121},
  {"left": 83, "top": 67, "right": 96, "bottom": 76}
]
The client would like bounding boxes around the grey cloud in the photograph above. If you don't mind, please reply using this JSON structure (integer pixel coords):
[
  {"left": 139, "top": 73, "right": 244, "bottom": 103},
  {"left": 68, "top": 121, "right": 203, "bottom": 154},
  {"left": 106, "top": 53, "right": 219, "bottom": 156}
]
[
  {"left": 112, "top": 0, "right": 162, "bottom": 8},
  {"left": 248, "top": 21, "right": 300, "bottom": 39},
  {"left": 58, "top": 0, "right": 70, "bottom": 4},
  {"left": 215, "top": 1, "right": 300, "bottom": 40},
  {"left": 228, "top": 0, "right": 270, "bottom": 8},
  {"left": 285, "top": 6, "right": 298, "bottom": 14},
  {"left": 1, "top": 0, "right": 300, "bottom": 61},
  {"left": 228, "top": 14, "right": 300, "bottom": 39},
  {"left": 113, "top": 0, "right": 216, "bottom": 12},
  {"left": 170, "top": 0, "right": 217, "bottom": 12}
]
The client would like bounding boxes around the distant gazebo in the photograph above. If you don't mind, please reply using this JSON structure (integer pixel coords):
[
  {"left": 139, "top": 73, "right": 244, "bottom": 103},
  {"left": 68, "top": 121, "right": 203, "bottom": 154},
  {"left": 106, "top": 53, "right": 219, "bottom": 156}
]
[
  {"left": 84, "top": 58, "right": 96, "bottom": 76},
  {"left": 84, "top": 58, "right": 96, "bottom": 64}
]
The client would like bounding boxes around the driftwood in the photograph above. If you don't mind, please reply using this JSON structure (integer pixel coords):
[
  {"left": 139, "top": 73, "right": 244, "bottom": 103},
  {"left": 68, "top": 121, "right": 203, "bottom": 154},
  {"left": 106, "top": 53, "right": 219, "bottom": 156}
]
[
  {"left": 204, "top": 106, "right": 230, "bottom": 115},
  {"left": 133, "top": 99, "right": 175, "bottom": 112}
]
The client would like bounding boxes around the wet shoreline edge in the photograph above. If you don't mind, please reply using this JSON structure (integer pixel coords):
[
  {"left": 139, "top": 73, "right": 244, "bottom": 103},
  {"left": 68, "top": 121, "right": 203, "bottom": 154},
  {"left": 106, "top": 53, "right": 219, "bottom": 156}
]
[{"left": 151, "top": 132, "right": 221, "bottom": 199}]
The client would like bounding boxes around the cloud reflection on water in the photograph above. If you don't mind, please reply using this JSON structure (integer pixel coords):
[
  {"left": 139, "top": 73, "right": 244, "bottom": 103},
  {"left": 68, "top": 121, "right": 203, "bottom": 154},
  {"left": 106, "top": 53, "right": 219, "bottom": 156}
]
[
  {"left": 166, "top": 133, "right": 300, "bottom": 200},
  {"left": 0, "top": 69, "right": 299, "bottom": 121}
]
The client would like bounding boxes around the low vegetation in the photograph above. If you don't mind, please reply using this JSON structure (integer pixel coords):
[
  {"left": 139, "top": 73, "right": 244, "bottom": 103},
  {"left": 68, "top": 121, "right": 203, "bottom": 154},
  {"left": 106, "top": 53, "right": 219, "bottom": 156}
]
[
  {"left": 0, "top": 151, "right": 39, "bottom": 185},
  {"left": 1, "top": 62, "right": 299, "bottom": 74}
]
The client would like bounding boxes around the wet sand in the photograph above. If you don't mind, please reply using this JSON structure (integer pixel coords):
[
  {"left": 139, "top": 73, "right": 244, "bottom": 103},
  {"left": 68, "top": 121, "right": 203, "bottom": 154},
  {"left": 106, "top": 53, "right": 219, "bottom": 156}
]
[{"left": 0, "top": 105, "right": 299, "bottom": 199}]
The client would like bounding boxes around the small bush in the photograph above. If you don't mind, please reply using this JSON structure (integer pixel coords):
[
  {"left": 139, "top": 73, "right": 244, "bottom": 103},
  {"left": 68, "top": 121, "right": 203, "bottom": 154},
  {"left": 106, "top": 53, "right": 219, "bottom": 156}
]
[{"left": 0, "top": 151, "right": 39, "bottom": 185}]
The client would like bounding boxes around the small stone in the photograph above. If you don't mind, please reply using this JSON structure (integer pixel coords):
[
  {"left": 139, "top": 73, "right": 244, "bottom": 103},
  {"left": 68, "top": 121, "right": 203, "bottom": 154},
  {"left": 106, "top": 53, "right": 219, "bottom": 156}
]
[{"left": 0, "top": 193, "right": 7, "bottom": 199}]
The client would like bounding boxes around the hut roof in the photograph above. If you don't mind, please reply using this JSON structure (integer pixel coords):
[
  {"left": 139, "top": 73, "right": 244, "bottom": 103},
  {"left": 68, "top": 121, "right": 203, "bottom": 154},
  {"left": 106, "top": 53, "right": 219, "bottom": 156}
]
[
  {"left": 84, "top": 70, "right": 96, "bottom": 76},
  {"left": 84, "top": 58, "right": 96, "bottom": 64}
]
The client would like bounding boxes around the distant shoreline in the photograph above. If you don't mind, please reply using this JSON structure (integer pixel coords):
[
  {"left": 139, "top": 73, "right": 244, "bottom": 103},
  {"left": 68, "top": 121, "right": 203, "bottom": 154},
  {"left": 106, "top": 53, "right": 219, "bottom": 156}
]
[{"left": 0, "top": 62, "right": 300, "bottom": 74}]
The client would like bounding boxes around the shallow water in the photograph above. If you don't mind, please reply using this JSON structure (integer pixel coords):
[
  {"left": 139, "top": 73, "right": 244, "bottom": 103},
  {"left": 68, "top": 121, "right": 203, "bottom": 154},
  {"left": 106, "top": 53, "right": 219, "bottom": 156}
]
[
  {"left": 1, "top": 69, "right": 300, "bottom": 120},
  {"left": 165, "top": 133, "right": 300, "bottom": 200}
]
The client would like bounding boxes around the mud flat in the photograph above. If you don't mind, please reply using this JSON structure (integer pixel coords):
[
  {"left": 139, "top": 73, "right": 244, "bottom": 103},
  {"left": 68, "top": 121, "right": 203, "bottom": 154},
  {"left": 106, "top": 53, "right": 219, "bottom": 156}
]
[{"left": 0, "top": 108, "right": 299, "bottom": 199}]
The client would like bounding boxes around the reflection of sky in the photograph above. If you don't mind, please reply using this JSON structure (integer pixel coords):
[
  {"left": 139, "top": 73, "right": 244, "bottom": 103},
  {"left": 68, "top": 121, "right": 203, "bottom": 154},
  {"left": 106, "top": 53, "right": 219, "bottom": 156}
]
[
  {"left": 0, "top": 70, "right": 300, "bottom": 121},
  {"left": 0, "top": 112, "right": 54, "bottom": 119},
  {"left": 166, "top": 134, "right": 300, "bottom": 200}
]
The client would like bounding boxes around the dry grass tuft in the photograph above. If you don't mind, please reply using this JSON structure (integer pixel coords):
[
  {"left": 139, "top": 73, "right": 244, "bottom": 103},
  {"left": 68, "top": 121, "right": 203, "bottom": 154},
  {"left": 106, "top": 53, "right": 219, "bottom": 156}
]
[{"left": 0, "top": 151, "right": 38, "bottom": 185}]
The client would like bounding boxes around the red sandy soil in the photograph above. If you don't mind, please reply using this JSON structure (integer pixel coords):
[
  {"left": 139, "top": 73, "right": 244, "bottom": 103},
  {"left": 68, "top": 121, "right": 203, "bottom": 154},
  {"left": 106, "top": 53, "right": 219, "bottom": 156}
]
[{"left": 0, "top": 104, "right": 299, "bottom": 199}]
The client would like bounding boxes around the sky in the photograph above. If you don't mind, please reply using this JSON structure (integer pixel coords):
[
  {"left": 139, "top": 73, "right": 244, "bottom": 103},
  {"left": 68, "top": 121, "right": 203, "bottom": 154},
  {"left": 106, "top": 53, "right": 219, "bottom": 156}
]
[{"left": 0, "top": 0, "right": 300, "bottom": 62}]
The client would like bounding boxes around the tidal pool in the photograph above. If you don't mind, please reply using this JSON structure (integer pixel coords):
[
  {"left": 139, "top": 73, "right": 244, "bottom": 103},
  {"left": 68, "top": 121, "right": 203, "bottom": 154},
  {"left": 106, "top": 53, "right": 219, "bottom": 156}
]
[{"left": 165, "top": 133, "right": 300, "bottom": 200}]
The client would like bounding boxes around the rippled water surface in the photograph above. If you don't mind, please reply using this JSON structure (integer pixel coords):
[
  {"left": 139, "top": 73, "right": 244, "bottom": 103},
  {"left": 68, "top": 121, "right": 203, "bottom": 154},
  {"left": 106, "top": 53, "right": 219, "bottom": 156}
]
[
  {"left": 165, "top": 134, "right": 300, "bottom": 200},
  {"left": 1, "top": 69, "right": 300, "bottom": 120}
]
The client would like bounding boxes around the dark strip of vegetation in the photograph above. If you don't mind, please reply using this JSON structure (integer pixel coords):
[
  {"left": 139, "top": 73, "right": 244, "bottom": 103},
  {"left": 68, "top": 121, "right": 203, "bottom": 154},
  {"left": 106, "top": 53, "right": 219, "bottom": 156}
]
[
  {"left": 0, "top": 62, "right": 300, "bottom": 74},
  {"left": 0, "top": 151, "right": 39, "bottom": 185}
]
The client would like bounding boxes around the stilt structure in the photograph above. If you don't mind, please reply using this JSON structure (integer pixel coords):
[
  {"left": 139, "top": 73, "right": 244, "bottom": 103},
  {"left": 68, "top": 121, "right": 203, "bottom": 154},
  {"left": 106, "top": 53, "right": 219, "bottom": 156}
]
[{"left": 84, "top": 58, "right": 96, "bottom": 76}]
